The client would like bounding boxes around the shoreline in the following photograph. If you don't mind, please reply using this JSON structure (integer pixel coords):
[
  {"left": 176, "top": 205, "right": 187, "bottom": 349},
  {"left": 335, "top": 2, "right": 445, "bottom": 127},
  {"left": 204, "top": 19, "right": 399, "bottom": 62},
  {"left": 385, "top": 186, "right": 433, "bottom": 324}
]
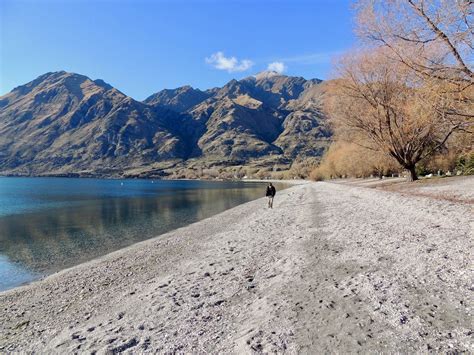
[
  {"left": 0, "top": 180, "right": 299, "bottom": 296},
  {"left": 1, "top": 179, "right": 472, "bottom": 352},
  {"left": 0, "top": 179, "right": 299, "bottom": 293}
]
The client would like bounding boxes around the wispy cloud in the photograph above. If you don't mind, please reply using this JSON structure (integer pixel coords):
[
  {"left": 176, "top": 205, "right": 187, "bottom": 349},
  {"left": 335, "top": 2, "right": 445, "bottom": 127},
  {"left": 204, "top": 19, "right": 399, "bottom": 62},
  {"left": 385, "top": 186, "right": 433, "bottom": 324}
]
[
  {"left": 277, "top": 51, "right": 342, "bottom": 65},
  {"left": 205, "top": 52, "right": 254, "bottom": 73},
  {"left": 267, "top": 61, "right": 286, "bottom": 73}
]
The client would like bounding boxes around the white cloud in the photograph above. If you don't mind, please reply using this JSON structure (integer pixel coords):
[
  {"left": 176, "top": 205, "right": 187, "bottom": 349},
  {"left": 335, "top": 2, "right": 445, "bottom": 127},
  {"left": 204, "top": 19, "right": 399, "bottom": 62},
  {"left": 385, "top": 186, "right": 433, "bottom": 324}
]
[
  {"left": 205, "top": 52, "right": 254, "bottom": 72},
  {"left": 267, "top": 61, "right": 286, "bottom": 73}
]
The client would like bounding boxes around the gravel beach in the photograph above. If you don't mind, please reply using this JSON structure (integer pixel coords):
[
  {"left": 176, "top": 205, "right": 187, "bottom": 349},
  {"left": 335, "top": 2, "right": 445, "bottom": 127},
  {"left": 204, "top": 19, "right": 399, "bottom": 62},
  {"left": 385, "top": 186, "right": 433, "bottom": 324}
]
[{"left": 0, "top": 178, "right": 472, "bottom": 353}]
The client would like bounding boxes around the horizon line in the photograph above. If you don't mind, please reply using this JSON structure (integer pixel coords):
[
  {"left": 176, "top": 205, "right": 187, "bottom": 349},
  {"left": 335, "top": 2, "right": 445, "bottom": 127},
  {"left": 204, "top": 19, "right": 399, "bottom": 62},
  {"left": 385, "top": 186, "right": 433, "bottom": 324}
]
[{"left": 0, "top": 69, "right": 326, "bottom": 102}]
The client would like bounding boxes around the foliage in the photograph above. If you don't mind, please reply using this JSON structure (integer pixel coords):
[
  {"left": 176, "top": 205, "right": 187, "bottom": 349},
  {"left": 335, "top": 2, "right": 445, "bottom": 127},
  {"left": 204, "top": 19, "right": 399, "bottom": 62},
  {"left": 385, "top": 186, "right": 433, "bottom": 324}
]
[
  {"left": 322, "top": 0, "right": 473, "bottom": 181},
  {"left": 355, "top": 0, "right": 473, "bottom": 85},
  {"left": 310, "top": 141, "right": 399, "bottom": 180},
  {"left": 456, "top": 153, "right": 474, "bottom": 175}
]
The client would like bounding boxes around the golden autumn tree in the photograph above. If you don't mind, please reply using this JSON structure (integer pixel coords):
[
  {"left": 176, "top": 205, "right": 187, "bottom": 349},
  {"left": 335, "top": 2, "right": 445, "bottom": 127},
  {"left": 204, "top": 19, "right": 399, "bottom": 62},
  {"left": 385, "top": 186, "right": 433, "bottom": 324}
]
[
  {"left": 325, "top": 48, "right": 468, "bottom": 181},
  {"left": 321, "top": 0, "right": 473, "bottom": 181},
  {"left": 310, "top": 140, "right": 399, "bottom": 180},
  {"left": 355, "top": 0, "right": 473, "bottom": 144},
  {"left": 355, "top": 0, "right": 473, "bottom": 85}
]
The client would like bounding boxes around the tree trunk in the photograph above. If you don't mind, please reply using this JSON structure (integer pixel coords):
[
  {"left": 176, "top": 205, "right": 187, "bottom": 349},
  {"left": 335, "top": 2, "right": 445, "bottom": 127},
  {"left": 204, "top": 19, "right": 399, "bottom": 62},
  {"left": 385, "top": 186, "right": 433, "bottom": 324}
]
[{"left": 406, "top": 165, "right": 418, "bottom": 181}]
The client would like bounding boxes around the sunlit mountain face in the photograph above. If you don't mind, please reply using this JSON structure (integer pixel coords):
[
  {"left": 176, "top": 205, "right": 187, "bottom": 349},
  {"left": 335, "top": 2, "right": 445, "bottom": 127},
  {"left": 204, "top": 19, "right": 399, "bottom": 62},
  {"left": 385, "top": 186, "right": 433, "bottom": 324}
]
[{"left": 0, "top": 71, "right": 331, "bottom": 177}]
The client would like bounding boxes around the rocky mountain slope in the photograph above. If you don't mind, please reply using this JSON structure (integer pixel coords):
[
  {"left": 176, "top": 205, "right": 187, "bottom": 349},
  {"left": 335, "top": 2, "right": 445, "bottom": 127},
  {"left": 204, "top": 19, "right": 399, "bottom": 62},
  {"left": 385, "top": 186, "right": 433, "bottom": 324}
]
[
  {"left": 143, "top": 85, "right": 211, "bottom": 113},
  {"left": 0, "top": 71, "right": 330, "bottom": 177}
]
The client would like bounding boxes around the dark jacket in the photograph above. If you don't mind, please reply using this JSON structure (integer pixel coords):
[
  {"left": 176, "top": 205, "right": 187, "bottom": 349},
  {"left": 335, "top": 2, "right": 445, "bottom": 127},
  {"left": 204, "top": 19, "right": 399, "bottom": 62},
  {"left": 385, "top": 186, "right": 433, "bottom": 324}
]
[{"left": 266, "top": 185, "right": 276, "bottom": 197}]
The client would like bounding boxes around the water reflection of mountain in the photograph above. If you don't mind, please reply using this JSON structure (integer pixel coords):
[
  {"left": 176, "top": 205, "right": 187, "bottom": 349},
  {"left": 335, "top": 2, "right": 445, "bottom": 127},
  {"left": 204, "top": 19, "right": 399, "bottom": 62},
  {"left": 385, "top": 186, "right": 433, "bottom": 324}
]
[{"left": 0, "top": 185, "right": 275, "bottom": 274}]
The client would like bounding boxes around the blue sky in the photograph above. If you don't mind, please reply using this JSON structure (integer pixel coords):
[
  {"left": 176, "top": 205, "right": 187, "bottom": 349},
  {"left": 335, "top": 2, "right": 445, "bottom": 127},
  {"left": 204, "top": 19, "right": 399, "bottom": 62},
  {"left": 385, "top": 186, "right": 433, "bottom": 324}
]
[{"left": 0, "top": 0, "right": 356, "bottom": 100}]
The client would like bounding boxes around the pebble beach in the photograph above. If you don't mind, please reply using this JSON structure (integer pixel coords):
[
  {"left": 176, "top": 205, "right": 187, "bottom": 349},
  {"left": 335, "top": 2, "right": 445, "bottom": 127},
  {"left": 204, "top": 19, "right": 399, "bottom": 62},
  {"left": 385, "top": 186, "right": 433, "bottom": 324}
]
[{"left": 0, "top": 177, "right": 472, "bottom": 353}]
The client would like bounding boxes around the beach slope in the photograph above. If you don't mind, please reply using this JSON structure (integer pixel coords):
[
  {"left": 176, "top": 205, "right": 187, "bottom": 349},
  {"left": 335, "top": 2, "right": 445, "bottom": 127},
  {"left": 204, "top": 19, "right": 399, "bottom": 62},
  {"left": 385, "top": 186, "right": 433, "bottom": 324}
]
[{"left": 0, "top": 180, "right": 472, "bottom": 353}]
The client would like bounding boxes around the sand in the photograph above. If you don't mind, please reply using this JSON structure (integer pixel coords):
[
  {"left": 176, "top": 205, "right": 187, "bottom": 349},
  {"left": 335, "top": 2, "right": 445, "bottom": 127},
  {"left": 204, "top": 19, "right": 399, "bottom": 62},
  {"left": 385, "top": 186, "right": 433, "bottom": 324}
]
[{"left": 0, "top": 178, "right": 472, "bottom": 353}]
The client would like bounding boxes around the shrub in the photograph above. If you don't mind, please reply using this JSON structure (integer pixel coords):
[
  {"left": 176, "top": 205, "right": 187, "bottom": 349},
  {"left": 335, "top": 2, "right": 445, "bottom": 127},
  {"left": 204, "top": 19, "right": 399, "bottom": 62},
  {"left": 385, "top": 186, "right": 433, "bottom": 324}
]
[{"left": 456, "top": 153, "right": 474, "bottom": 175}]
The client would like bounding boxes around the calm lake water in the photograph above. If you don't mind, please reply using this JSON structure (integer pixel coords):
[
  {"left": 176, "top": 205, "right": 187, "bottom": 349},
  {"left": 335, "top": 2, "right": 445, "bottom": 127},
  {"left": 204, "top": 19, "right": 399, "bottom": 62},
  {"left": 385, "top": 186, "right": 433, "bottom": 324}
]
[{"left": 0, "top": 177, "right": 283, "bottom": 291}]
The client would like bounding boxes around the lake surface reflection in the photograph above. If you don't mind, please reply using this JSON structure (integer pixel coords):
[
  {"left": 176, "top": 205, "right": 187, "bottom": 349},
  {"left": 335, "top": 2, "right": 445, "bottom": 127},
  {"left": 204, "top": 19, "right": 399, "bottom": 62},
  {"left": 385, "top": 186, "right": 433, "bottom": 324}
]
[{"left": 0, "top": 178, "right": 285, "bottom": 291}]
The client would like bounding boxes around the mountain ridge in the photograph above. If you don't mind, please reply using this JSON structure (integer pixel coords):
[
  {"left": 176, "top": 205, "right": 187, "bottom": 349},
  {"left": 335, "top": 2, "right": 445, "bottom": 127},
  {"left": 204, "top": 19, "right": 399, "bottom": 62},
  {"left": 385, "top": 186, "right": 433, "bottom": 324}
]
[{"left": 0, "top": 71, "right": 331, "bottom": 178}]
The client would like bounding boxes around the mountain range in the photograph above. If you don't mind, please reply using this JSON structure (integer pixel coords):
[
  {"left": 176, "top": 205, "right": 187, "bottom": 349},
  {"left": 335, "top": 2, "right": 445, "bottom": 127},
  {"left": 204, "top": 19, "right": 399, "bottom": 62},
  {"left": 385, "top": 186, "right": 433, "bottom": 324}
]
[{"left": 0, "top": 70, "right": 331, "bottom": 178}]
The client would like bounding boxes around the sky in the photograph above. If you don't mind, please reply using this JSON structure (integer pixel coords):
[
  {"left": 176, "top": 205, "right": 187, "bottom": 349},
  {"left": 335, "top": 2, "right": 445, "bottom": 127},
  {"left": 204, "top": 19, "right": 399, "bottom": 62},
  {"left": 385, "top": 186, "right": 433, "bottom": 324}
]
[{"left": 0, "top": 0, "right": 356, "bottom": 100}]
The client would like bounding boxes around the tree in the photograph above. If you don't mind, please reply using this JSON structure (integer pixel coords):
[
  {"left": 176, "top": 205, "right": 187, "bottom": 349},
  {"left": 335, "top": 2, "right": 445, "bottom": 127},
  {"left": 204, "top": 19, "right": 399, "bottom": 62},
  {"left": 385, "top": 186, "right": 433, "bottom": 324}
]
[
  {"left": 310, "top": 140, "right": 399, "bottom": 180},
  {"left": 325, "top": 48, "right": 468, "bottom": 181},
  {"left": 355, "top": 0, "right": 474, "bottom": 131},
  {"left": 355, "top": 0, "right": 473, "bottom": 85}
]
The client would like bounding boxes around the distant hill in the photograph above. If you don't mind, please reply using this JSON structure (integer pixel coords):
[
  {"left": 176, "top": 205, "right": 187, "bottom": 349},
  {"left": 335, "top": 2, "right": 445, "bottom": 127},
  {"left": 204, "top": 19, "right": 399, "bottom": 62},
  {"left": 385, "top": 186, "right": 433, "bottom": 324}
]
[
  {"left": 0, "top": 71, "right": 331, "bottom": 178},
  {"left": 144, "top": 85, "right": 211, "bottom": 112}
]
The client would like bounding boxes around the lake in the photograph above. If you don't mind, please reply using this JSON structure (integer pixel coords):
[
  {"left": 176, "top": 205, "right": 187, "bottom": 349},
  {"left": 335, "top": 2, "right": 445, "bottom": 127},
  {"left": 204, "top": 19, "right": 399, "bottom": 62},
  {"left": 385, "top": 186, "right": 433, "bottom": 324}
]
[{"left": 0, "top": 177, "right": 283, "bottom": 291}]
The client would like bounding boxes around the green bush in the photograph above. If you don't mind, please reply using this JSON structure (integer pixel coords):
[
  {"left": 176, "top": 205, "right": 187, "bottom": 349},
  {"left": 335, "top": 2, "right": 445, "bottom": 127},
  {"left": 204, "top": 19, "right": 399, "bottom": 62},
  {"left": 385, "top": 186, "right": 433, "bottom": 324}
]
[
  {"left": 415, "top": 164, "right": 431, "bottom": 176},
  {"left": 456, "top": 153, "right": 474, "bottom": 175}
]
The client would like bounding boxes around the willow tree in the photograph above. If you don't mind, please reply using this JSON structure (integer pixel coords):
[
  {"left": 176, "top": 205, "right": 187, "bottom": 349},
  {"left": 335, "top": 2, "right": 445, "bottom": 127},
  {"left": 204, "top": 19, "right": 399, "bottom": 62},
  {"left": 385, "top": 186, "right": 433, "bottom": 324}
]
[
  {"left": 354, "top": 0, "right": 473, "bottom": 139},
  {"left": 355, "top": 0, "right": 473, "bottom": 85},
  {"left": 325, "top": 49, "right": 467, "bottom": 181}
]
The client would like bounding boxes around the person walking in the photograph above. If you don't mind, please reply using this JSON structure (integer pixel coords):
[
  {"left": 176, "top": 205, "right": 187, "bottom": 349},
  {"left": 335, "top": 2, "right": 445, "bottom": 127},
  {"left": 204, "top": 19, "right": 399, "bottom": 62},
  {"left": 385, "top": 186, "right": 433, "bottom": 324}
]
[{"left": 265, "top": 182, "right": 276, "bottom": 208}]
